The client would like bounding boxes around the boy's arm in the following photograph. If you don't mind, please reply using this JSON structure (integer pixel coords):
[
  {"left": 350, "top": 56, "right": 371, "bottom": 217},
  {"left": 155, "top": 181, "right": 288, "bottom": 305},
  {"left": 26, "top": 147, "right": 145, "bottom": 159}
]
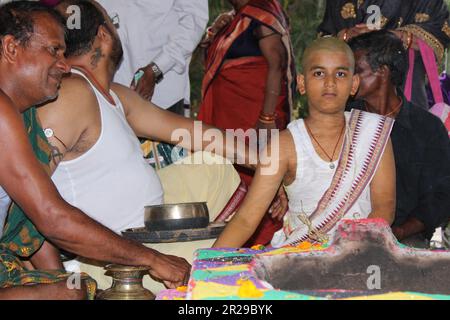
[
  {"left": 213, "top": 131, "right": 295, "bottom": 248},
  {"left": 368, "top": 138, "right": 396, "bottom": 225}
]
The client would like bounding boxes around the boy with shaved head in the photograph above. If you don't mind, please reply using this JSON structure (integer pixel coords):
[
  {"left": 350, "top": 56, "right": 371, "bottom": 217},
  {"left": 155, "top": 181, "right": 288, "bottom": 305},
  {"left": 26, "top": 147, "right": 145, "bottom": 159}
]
[{"left": 214, "top": 37, "right": 396, "bottom": 248}]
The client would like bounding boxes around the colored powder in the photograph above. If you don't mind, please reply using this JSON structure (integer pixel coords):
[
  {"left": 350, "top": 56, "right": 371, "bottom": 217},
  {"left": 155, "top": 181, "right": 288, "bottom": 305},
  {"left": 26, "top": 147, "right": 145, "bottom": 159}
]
[
  {"left": 236, "top": 279, "right": 264, "bottom": 298},
  {"left": 296, "top": 241, "right": 313, "bottom": 250},
  {"left": 251, "top": 244, "right": 266, "bottom": 250},
  {"left": 176, "top": 286, "right": 188, "bottom": 293}
]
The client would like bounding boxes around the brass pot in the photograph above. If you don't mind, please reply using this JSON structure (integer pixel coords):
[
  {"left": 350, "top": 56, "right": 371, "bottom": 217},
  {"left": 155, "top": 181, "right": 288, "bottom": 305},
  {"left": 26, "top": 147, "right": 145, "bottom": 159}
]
[{"left": 96, "top": 264, "right": 155, "bottom": 300}]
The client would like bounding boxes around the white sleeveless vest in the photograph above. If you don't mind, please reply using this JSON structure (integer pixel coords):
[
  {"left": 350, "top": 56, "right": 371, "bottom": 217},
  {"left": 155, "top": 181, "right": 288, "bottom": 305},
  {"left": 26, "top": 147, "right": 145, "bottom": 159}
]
[
  {"left": 0, "top": 187, "right": 10, "bottom": 238},
  {"left": 271, "top": 111, "right": 375, "bottom": 247},
  {"left": 51, "top": 70, "right": 164, "bottom": 234}
]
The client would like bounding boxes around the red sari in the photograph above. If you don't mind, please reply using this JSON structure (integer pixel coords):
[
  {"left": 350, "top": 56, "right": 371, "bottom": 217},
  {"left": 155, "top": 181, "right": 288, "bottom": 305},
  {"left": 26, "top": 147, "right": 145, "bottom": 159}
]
[{"left": 198, "top": 0, "right": 296, "bottom": 246}]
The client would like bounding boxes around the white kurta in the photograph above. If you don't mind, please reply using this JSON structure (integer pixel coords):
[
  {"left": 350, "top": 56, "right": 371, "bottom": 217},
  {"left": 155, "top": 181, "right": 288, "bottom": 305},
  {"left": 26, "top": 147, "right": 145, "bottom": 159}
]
[{"left": 97, "top": 0, "right": 209, "bottom": 108}]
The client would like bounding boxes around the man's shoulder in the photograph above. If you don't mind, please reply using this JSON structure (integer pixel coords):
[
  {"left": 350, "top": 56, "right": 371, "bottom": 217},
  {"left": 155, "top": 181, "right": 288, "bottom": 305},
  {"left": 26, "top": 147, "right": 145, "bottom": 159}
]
[
  {"left": 60, "top": 73, "right": 93, "bottom": 94},
  {"left": 0, "top": 90, "right": 13, "bottom": 107},
  {"left": 409, "top": 102, "right": 442, "bottom": 122},
  {"left": 0, "top": 90, "right": 20, "bottom": 118},
  {"left": 407, "top": 103, "right": 448, "bottom": 135},
  {"left": 45, "top": 73, "right": 96, "bottom": 111}
]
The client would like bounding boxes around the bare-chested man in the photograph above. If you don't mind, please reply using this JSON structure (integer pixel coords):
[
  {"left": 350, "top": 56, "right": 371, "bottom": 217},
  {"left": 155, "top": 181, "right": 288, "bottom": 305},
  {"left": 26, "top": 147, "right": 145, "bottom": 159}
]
[{"left": 0, "top": 1, "right": 190, "bottom": 300}]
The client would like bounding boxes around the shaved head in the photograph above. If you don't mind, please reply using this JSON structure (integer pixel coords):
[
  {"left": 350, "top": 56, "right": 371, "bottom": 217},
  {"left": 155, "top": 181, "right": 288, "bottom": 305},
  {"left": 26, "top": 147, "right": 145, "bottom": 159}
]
[{"left": 301, "top": 37, "right": 355, "bottom": 74}]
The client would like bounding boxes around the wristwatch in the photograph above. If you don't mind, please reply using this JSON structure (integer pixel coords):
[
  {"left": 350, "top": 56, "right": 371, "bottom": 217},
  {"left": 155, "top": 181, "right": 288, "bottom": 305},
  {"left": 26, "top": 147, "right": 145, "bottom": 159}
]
[{"left": 149, "top": 62, "right": 164, "bottom": 84}]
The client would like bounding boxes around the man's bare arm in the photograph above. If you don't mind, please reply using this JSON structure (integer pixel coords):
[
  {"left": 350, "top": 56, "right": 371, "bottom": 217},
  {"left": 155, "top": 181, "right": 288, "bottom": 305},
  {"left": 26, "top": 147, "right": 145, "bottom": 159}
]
[
  {"left": 111, "top": 83, "right": 258, "bottom": 168},
  {"left": 368, "top": 138, "right": 396, "bottom": 225},
  {"left": 0, "top": 281, "right": 86, "bottom": 300},
  {"left": 0, "top": 92, "right": 190, "bottom": 287}
]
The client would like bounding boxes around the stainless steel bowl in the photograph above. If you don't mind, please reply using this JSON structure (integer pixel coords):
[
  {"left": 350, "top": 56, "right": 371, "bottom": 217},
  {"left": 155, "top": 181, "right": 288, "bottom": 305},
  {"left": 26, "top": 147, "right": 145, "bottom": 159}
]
[{"left": 144, "top": 202, "right": 209, "bottom": 231}]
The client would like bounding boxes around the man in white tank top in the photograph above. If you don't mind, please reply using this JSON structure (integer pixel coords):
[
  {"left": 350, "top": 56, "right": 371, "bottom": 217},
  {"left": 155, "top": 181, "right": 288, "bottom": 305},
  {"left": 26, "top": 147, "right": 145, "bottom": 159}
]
[
  {"left": 32, "top": 0, "right": 255, "bottom": 293},
  {"left": 214, "top": 37, "right": 397, "bottom": 248}
]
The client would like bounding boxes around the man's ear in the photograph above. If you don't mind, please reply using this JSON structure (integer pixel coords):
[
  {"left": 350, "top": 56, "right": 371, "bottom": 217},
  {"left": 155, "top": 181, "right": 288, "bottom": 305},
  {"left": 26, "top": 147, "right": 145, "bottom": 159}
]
[
  {"left": 97, "top": 24, "right": 113, "bottom": 43},
  {"left": 297, "top": 74, "right": 306, "bottom": 95},
  {"left": 97, "top": 24, "right": 107, "bottom": 39},
  {"left": 1, "top": 35, "right": 21, "bottom": 63},
  {"left": 378, "top": 65, "right": 391, "bottom": 84},
  {"left": 350, "top": 73, "right": 360, "bottom": 96}
]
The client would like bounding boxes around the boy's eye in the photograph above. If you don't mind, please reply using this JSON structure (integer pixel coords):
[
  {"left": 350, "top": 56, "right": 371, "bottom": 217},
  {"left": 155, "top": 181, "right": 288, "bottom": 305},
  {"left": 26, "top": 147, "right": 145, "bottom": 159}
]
[
  {"left": 336, "top": 71, "right": 347, "bottom": 78},
  {"left": 313, "top": 71, "right": 324, "bottom": 77}
]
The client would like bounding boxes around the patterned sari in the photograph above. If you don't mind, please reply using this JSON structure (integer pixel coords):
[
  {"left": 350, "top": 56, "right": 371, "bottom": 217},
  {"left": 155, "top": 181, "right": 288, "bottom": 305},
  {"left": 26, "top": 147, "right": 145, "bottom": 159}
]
[{"left": 199, "top": 0, "right": 296, "bottom": 129}]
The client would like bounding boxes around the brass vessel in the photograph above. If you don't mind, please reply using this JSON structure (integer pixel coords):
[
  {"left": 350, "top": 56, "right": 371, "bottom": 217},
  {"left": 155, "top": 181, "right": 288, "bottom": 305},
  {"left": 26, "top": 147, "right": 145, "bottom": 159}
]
[{"left": 96, "top": 264, "right": 155, "bottom": 300}]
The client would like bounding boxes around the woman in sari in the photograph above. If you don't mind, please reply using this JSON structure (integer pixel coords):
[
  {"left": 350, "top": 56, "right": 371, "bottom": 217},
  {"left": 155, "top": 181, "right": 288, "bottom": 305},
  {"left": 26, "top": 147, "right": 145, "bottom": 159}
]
[
  {"left": 318, "top": 0, "right": 450, "bottom": 109},
  {"left": 198, "top": 0, "right": 296, "bottom": 246}
]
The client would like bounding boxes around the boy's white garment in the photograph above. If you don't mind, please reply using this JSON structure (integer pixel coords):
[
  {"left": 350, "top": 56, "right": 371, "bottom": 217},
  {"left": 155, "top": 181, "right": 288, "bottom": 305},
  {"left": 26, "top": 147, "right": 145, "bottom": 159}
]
[{"left": 272, "top": 110, "right": 393, "bottom": 247}]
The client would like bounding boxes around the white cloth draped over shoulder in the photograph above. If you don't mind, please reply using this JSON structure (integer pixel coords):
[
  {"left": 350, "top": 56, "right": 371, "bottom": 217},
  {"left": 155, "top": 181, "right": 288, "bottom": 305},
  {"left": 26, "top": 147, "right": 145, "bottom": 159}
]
[{"left": 271, "top": 110, "right": 394, "bottom": 248}]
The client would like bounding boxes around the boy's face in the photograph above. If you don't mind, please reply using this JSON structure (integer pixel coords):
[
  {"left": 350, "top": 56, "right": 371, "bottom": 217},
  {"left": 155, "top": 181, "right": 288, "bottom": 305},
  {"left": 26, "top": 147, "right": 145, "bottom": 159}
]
[{"left": 298, "top": 49, "right": 359, "bottom": 115}]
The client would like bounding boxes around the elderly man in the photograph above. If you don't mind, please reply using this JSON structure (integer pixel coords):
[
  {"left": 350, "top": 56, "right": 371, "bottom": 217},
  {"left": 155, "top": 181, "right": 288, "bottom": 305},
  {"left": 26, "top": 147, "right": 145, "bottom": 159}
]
[
  {"left": 348, "top": 30, "right": 450, "bottom": 248},
  {"left": 0, "top": 1, "right": 191, "bottom": 299},
  {"left": 28, "top": 0, "right": 261, "bottom": 294}
]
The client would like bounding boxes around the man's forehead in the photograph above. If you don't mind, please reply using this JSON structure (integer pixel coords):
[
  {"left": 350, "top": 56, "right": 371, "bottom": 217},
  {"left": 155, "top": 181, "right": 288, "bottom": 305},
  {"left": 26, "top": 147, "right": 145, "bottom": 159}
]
[{"left": 32, "top": 13, "right": 65, "bottom": 43}]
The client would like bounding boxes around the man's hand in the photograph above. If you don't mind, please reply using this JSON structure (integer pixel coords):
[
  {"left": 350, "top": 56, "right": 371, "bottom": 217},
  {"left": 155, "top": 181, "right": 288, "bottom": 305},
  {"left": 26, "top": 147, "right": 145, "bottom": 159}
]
[
  {"left": 148, "top": 252, "right": 191, "bottom": 289},
  {"left": 256, "top": 119, "right": 277, "bottom": 131},
  {"left": 391, "top": 217, "right": 426, "bottom": 242},
  {"left": 338, "top": 24, "right": 373, "bottom": 41},
  {"left": 130, "top": 65, "right": 156, "bottom": 100},
  {"left": 268, "top": 185, "right": 288, "bottom": 221},
  {"left": 392, "top": 225, "right": 406, "bottom": 241},
  {"left": 256, "top": 119, "right": 277, "bottom": 147},
  {"left": 201, "top": 12, "right": 234, "bottom": 47},
  {"left": 210, "top": 12, "right": 234, "bottom": 35}
]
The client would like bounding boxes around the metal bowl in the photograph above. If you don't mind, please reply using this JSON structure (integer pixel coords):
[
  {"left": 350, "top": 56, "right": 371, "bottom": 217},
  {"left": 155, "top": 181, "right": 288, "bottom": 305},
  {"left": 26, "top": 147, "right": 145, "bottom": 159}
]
[{"left": 144, "top": 202, "right": 209, "bottom": 231}]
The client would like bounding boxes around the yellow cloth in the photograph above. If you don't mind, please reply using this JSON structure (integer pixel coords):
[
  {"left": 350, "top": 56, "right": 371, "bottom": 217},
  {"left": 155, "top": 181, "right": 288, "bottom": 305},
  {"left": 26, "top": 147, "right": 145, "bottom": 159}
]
[
  {"left": 158, "top": 151, "right": 241, "bottom": 219},
  {"left": 71, "top": 151, "right": 241, "bottom": 294}
]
